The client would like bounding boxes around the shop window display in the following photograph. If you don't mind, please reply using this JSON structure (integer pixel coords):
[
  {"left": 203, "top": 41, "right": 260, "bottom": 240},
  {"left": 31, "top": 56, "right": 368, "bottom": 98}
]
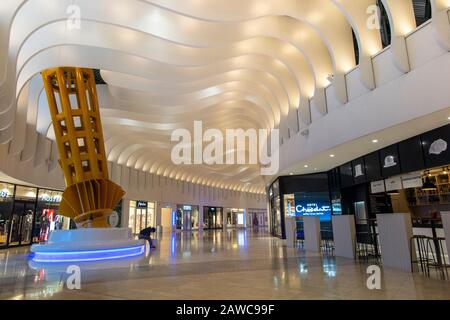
[
  {"left": 129, "top": 201, "right": 155, "bottom": 235},
  {"left": 203, "top": 206, "right": 223, "bottom": 230},
  {"left": 0, "top": 182, "right": 69, "bottom": 248},
  {"left": 9, "top": 186, "right": 37, "bottom": 246},
  {"left": 226, "top": 208, "right": 245, "bottom": 228},
  {"left": 34, "top": 189, "right": 68, "bottom": 243},
  {"left": 0, "top": 183, "right": 14, "bottom": 247},
  {"left": 175, "top": 205, "right": 199, "bottom": 230},
  {"left": 247, "top": 209, "right": 267, "bottom": 228}
]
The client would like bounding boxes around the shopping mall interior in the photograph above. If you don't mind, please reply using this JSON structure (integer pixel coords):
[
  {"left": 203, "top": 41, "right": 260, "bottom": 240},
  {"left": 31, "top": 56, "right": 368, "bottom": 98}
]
[{"left": 1, "top": 0, "right": 450, "bottom": 301}]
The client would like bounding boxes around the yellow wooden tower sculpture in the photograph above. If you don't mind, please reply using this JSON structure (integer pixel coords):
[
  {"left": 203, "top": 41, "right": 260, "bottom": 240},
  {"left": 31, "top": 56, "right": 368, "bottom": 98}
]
[{"left": 41, "top": 67, "right": 125, "bottom": 228}]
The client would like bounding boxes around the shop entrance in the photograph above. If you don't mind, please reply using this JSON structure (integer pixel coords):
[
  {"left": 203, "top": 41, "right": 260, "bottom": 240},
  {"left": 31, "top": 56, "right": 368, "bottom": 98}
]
[
  {"left": 160, "top": 207, "right": 173, "bottom": 232},
  {"left": 203, "top": 207, "right": 223, "bottom": 230},
  {"left": 129, "top": 201, "right": 155, "bottom": 235},
  {"left": 175, "top": 205, "right": 199, "bottom": 230},
  {"left": 8, "top": 200, "right": 35, "bottom": 246}
]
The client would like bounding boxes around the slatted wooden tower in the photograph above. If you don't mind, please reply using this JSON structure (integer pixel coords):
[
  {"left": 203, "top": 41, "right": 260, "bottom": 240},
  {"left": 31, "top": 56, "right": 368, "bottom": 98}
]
[{"left": 41, "top": 67, "right": 125, "bottom": 228}]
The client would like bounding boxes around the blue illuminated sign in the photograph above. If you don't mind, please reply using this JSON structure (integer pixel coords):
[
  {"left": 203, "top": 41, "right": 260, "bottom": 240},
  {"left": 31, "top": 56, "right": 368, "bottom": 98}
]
[
  {"left": 294, "top": 193, "right": 331, "bottom": 221},
  {"left": 172, "top": 210, "right": 177, "bottom": 226}
]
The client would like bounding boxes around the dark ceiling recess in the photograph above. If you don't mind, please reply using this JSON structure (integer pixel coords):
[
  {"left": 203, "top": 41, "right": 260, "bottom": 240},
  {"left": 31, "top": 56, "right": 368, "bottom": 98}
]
[
  {"left": 93, "top": 69, "right": 106, "bottom": 84},
  {"left": 413, "top": 0, "right": 432, "bottom": 27},
  {"left": 377, "top": 0, "right": 391, "bottom": 48}
]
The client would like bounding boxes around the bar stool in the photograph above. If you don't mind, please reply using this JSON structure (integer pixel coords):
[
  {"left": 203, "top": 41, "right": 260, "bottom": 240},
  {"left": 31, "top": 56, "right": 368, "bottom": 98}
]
[
  {"left": 354, "top": 220, "right": 380, "bottom": 263},
  {"left": 320, "top": 229, "right": 335, "bottom": 255},
  {"left": 355, "top": 230, "right": 373, "bottom": 261},
  {"left": 426, "top": 237, "right": 449, "bottom": 279},
  {"left": 410, "top": 235, "right": 432, "bottom": 276}
]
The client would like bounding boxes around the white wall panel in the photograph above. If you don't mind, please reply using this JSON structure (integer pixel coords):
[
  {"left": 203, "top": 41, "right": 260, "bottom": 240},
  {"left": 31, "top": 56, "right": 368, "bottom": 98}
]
[
  {"left": 346, "top": 68, "right": 369, "bottom": 101},
  {"left": 406, "top": 22, "right": 447, "bottom": 70},
  {"left": 373, "top": 48, "right": 404, "bottom": 87}
]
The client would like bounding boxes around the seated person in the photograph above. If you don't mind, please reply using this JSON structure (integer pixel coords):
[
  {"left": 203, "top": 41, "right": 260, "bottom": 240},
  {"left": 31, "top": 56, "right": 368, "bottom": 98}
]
[{"left": 139, "top": 226, "right": 156, "bottom": 249}]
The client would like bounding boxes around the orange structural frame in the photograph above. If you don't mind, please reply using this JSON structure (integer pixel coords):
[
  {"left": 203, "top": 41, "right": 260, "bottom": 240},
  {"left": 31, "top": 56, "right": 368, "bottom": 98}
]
[{"left": 41, "top": 67, "right": 125, "bottom": 228}]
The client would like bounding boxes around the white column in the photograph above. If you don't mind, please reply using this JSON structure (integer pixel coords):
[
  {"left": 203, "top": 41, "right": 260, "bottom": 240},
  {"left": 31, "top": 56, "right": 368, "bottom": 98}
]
[
  {"left": 198, "top": 205, "right": 204, "bottom": 232},
  {"left": 377, "top": 213, "right": 415, "bottom": 272},
  {"left": 303, "top": 216, "right": 321, "bottom": 252},
  {"left": 121, "top": 199, "right": 130, "bottom": 229},
  {"left": 285, "top": 216, "right": 296, "bottom": 248},
  {"left": 155, "top": 202, "right": 162, "bottom": 227},
  {"left": 332, "top": 215, "right": 356, "bottom": 259},
  {"left": 223, "top": 208, "right": 228, "bottom": 230},
  {"left": 441, "top": 211, "right": 450, "bottom": 259}
]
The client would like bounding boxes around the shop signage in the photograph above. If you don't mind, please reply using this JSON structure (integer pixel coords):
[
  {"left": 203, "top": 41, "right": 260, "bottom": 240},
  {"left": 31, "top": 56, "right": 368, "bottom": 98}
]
[
  {"left": 295, "top": 203, "right": 331, "bottom": 217},
  {"left": 331, "top": 199, "right": 342, "bottom": 215},
  {"left": 354, "top": 164, "right": 363, "bottom": 177},
  {"left": 383, "top": 155, "right": 397, "bottom": 168},
  {"left": 136, "top": 201, "right": 148, "bottom": 208},
  {"left": 402, "top": 172, "right": 423, "bottom": 189},
  {"left": 183, "top": 205, "right": 192, "bottom": 211},
  {"left": 371, "top": 180, "right": 385, "bottom": 193},
  {"left": 0, "top": 189, "right": 10, "bottom": 198},
  {"left": 385, "top": 176, "right": 403, "bottom": 191},
  {"left": 41, "top": 194, "right": 62, "bottom": 203},
  {"left": 429, "top": 139, "right": 447, "bottom": 155}
]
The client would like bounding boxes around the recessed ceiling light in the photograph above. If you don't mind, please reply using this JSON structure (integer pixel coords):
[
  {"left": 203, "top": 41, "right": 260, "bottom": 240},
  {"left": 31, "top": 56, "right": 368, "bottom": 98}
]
[
  {"left": 290, "top": 172, "right": 294, "bottom": 176},
  {"left": 304, "top": 165, "right": 309, "bottom": 168},
  {"left": 329, "top": 154, "right": 335, "bottom": 158},
  {"left": 448, "top": 116, "right": 450, "bottom": 120},
  {"left": 314, "top": 168, "right": 317, "bottom": 171},
  {"left": 372, "top": 139, "right": 378, "bottom": 143}
]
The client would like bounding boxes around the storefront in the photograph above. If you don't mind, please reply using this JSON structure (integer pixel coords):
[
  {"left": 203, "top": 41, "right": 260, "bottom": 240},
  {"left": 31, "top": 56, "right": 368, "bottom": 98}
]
[
  {"left": 247, "top": 209, "right": 267, "bottom": 228},
  {"left": 175, "top": 204, "right": 199, "bottom": 230},
  {"left": 268, "top": 180, "right": 282, "bottom": 238},
  {"left": 225, "top": 208, "right": 246, "bottom": 228},
  {"left": 0, "top": 182, "right": 70, "bottom": 249},
  {"left": 128, "top": 200, "right": 155, "bottom": 235},
  {"left": 203, "top": 206, "right": 223, "bottom": 230},
  {"left": 335, "top": 124, "right": 450, "bottom": 230},
  {"left": 268, "top": 124, "right": 450, "bottom": 240},
  {"left": 268, "top": 174, "right": 333, "bottom": 239}
]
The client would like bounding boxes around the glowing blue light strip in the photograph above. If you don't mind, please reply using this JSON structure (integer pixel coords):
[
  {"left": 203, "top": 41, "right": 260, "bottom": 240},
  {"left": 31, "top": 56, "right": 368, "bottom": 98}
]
[{"left": 32, "top": 245, "right": 145, "bottom": 263}]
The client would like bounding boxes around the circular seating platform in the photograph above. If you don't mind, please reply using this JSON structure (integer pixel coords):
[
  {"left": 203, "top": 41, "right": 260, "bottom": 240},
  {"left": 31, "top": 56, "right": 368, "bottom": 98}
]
[{"left": 30, "top": 228, "right": 146, "bottom": 264}]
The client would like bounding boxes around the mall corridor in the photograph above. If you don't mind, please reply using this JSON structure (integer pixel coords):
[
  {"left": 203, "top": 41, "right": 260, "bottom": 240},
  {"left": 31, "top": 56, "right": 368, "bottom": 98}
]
[{"left": 1, "top": 229, "right": 449, "bottom": 300}]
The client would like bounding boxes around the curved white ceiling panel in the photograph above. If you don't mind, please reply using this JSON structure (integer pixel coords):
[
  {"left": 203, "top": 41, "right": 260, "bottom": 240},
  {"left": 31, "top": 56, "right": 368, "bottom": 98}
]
[{"left": 1, "top": 0, "right": 434, "bottom": 193}]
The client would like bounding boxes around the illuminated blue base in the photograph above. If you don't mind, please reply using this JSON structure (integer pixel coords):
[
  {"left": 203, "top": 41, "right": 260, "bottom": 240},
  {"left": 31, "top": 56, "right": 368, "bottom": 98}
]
[{"left": 31, "top": 244, "right": 145, "bottom": 263}]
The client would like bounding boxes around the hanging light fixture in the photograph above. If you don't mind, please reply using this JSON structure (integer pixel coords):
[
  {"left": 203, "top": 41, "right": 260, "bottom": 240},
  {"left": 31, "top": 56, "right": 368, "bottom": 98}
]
[{"left": 422, "top": 176, "right": 437, "bottom": 191}]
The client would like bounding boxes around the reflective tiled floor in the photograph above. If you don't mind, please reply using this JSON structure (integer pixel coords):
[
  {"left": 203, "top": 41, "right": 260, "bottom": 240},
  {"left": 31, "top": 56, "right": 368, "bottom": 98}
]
[{"left": 0, "top": 229, "right": 449, "bottom": 300}]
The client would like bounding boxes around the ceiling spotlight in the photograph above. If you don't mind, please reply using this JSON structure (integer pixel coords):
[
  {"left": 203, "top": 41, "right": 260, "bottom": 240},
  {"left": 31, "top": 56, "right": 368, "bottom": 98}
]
[
  {"left": 448, "top": 116, "right": 450, "bottom": 120},
  {"left": 372, "top": 139, "right": 378, "bottom": 143},
  {"left": 290, "top": 172, "right": 294, "bottom": 176},
  {"left": 304, "top": 165, "right": 309, "bottom": 168},
  {"left": 329, "top": 154, "right": 335, "bottom": 158},
  {"left": 326, "top": 73, "right": 334, "bottom": 83}
]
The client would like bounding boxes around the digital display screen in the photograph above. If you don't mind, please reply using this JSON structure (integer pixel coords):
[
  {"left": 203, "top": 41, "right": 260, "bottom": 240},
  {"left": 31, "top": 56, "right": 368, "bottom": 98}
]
[
  {"left": 294, "top": 192, "right": 331, "bottom": 222},
  {"left": 332, "top": 200, "right": 342, "bottom": 215}
]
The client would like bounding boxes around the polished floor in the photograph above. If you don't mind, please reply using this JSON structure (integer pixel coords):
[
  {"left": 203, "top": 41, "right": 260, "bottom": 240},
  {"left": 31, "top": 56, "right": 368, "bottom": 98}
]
[{"left": 0, "top": 229, "right": 449, "bottom": 300}]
